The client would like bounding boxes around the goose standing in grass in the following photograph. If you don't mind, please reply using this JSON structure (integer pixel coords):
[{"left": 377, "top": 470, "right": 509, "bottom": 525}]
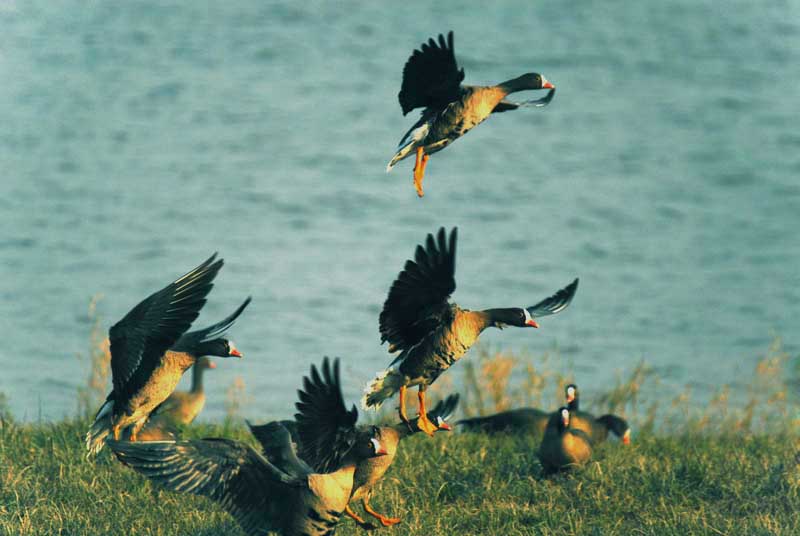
[
  {"left": 387, "top": 31, "right": 556, "bottom": 197},
  {"left": 109, "top": 357, "right": 389, "bottom": 536},
  {"left": 565, "top": 384, "right": 632, "bottom": 444},
  {"left": 362, "top": 227, "right": 578, "bottom": 436},
  {"left": 147, "top": 356, "right": 217, "bottom": 427},
  {"left": 457, "top": 407, "right": 550, "bottom": 435},
  {"left": 85, "top": 254, "right": 250, "bottom": 455},
  {"left": 538, "top": 407, "right": 593, "bottom": 474},
  {"left": 456, "top": 384, "right": 631, "bottom": 443},
  {"left": 251, "top": 393, "right": 460, "bottom": 529},
  {"left": 125, "top": 357, "right": 219, "bottom": 442}
]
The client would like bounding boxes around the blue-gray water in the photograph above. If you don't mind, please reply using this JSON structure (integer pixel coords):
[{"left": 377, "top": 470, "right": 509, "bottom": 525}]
[{"left": 1, "top": 1, "right": 798, "bottom": 421}]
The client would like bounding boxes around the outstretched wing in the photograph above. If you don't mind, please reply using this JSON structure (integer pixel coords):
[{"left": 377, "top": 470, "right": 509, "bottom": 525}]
[
  {"left": 379, "top": 227, "right": 457, "bottom": 354},
  {"left": 108, "top": 438, "right": 297, "bottom": 536},
  {"left": 109, "top": 254, "right": 223, "bottom": 409},
  {"left": 492, "top": 88, "right": 556, "bottom": 113},
  {"left": 247, "top": 420, "right": 313, "bottom": 480},
  {"left": 526, "top": 278, "right": 579, "bottom": 318},
  {"left": 294, "top": 357, "right": 359, "bottom": 473},
  {"left": 173, "top": 296, "right": 252, "bottom": 351},
  {"left": 426, "top": 393, "right": 460, "bottom": 422},
  {"left": 398, "top": 31, "right": 465, "bottom": 115}
]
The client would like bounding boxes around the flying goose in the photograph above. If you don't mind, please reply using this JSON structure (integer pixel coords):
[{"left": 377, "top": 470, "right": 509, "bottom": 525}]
[
  {"left": 388, "top": 31, "right": 555, "bottom": 197},
  {"left": 362, "top": 227, "right": 578, "bottom": 435}
]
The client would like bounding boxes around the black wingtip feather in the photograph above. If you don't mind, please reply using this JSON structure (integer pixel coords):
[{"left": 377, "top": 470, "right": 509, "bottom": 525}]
[{"left": 526, "top": 278, "right": 580, "bottom": 318}]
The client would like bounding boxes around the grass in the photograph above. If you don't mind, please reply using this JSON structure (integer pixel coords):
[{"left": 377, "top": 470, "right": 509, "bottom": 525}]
[
  {"left": 1, "top": 420, "right": 798, "bottom": 535},
  {"left": 2, "top": 311, "right": 798, "bottom": 535}
]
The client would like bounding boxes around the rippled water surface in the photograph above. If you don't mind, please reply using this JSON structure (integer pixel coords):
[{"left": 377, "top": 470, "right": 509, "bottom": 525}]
[{"left": 1, "top": 1, "right": 798, "bottom": 420}]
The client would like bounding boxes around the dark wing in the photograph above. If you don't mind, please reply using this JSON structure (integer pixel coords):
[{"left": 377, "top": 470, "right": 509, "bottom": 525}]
[
  {"left": 173, "top": 296, "right": 252, "bottom": 351},
  {"left": 108, "top": 438, "right": 298, "bottom": 536},
  {"left": 427, "top": 393, "right": 460, "bottom": 422},
  {"left": 526, "top": 278, "right": 579, "bottom": 318},
  {"left": 246, "top": 420, "right": 313, "bottom": 480},
  {"left": 379, "top": 227, "right": 457, "bottom": 354},
  {"left": 492, "top": 88, "right": 556, "bottom": 113},
  {"left": 109, "top": 254, "right": 223, "bottom": 407},
  {"left": 398, "top": 31, "right": 465, "bottom": 115},
  {"left": 294, "top": 357, "right": 359, "bottom": 473}
]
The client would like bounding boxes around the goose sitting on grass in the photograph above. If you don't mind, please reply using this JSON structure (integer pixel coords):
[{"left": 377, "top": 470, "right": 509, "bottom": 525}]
[
  {"left": 108, "top": 357, "right": 389, "bottom": 536},
  {"left": 457, "top": 384, "right": 630, "bottom": 445},
  {"left": 457, "top": 407, "right": 550, "bottom": 435},
  {"left": 565, "top": 384, "right": 631, "bottom": 445},
  {"left": 538, "top": 407, "right": 592, "bottom": 474}
]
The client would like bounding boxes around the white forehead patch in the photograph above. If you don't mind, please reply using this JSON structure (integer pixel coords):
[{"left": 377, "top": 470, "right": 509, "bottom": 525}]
[
  {"left": 436, "top": 416, "right": 444, "bottom": 426},
  {"left": 567, "top": 386, "right": 575, "bottom": 396},
  {"left": 370, "top": 437, "right": 381, "bottom": 451},
  {"left": 561, "top": 408, "right": 570, "bottom": 421},
  {"left": 523, "top": 308, "right": 533, "bottom": 323}
]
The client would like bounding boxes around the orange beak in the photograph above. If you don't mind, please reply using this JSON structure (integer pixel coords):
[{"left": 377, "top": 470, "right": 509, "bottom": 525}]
[
  {"left": 542, "top": 80, "right": 555, "bottom": 90},
  {"left": 438, "top": 421, "right": 453, "bottom": 432},
  {"left": 525, "top": 319, "right": 540, "bottom": 328},
  {"left": 229, "top": 348, "right": 243, "bottom": 358},
  {"left": 566, "top": 394, "right": 574, "bottom": 404},
  {"left": 623, "top": 431, "right": 631, "bottom": 445}
]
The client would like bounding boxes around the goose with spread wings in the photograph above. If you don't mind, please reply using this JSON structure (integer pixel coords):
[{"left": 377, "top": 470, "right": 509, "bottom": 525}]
[
  {"left": 362, "top": 227, "right": 578, "bottom": 435},
  {"left": 387, "top": 31, "right": 556, "bottom": 197},
  {"left": 85, "top": 254, "right": 250, "bottom": 455},
  {"left": 250, "top": 393, "right": 460, "bottom": 529},
  {"left": 108, "top": 357, "right": 388, "bottom": 536}
]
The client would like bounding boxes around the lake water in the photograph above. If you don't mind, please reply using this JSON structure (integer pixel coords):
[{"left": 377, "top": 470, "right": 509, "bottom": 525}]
[{"left": 1, "top": 0, "right": 798, "bottom": 422}]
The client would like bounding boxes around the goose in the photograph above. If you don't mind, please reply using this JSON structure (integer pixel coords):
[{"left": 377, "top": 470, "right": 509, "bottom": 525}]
[
  {"left": 565, "top": 384, "right": 631, "bottom": 444},
  {"left": 387, "top": 31, "right": 556, "bottom": 197},
  {"left": 457, "top": 407, "right": 549, "bottom": 435},
  {"left": 251, "top": 393, "right": 459, "bottom": 528},
  {"left": 108, "top": 357, "right": 389, "bottom": 536},
  {"left": 85, "top": 254, "right": 249, "bottom": 455},
  {"left": 147, "top": 356, "right": 217, "bottom": 427},
  {"left": 538, "top": 407, "right": 592, "bottom": 474},
  {"left": 362, "top": 227, "right": 578, "bottom": 435}
]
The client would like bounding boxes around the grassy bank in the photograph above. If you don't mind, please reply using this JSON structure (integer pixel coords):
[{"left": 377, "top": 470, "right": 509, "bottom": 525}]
[
  {"left": 2, "top": 314, "right": 797, "bottom": 535},
  {"left": 1, "top": 419, "right": 798, "bottom": 535}
]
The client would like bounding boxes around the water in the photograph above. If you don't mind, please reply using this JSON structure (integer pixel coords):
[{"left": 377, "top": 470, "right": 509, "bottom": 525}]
[{"left": 1, "top": 0, "right": 798, "bottom": 422}]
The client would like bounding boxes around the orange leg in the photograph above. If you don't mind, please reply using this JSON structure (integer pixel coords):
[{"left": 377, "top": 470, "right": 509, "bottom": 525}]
[
  {"left": 398, "top": 385, "right": 412, "bottom": 431},
  {"left": 412, "top": 147, "right": 429, "bottom": 198},
  {"left": 345, "top": 505, "right": 376, "bottom": 530},
  {"left": 416, "top": 387, "right": 438, "bottom": 436},
  {"left": 363, "top": 496, "right": 401, "bottom": 527}
]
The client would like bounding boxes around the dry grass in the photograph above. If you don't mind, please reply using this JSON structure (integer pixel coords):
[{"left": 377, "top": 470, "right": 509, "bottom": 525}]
[
  {"left": 75, "top": 295, "right": 111, "bottom": 419},
  {"left": 0, "top": 308, "right": 798, "bottom": 535}
]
